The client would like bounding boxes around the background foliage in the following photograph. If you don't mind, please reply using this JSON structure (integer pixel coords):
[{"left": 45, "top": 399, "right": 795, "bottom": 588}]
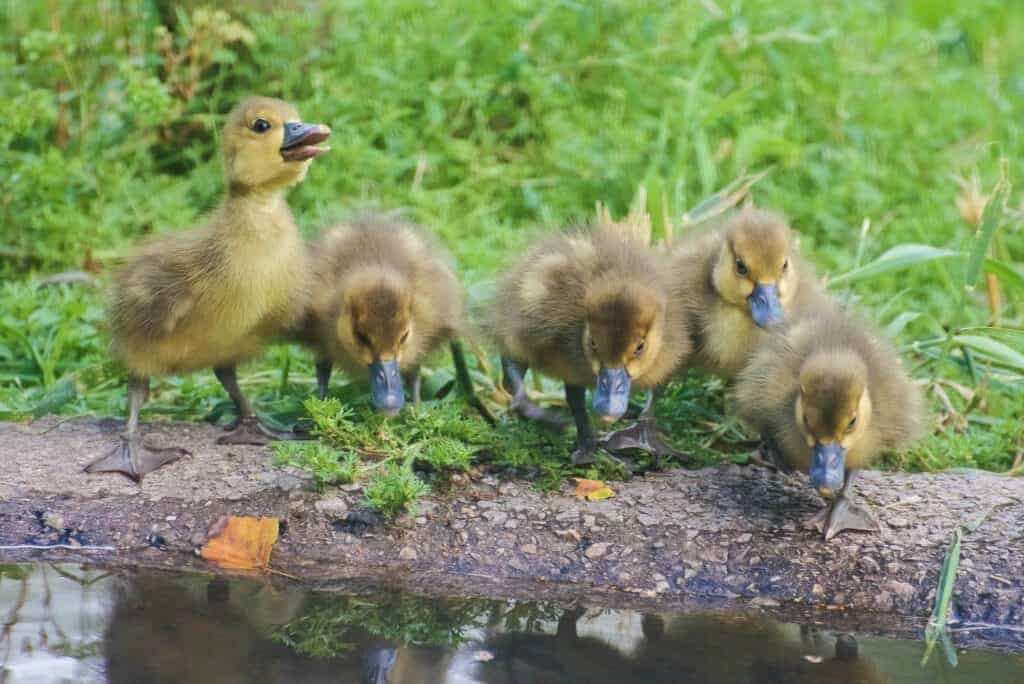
[{"left": 2, "top": 1, "right": 1022, "bottom": 511}]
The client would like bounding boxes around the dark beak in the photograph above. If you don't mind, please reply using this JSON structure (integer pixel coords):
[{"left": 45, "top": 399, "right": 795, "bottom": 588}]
[
  {"left": 593, "top": 366, "right": 631, "bottom": 422},
  {"left": 368, "top": 359, "right": 403, "bottom": 416},
  {"left": 362, "top": 647, "right": 397, "bottom": 684},
  {"left": 281, "top": 121, "right": 331, "bottom": 161},
  {"left": 748, "top": 283, "right": 783, "bottom": 328},
  {"left": 809, "top": 442, "right": 846, "bottom": 495}
]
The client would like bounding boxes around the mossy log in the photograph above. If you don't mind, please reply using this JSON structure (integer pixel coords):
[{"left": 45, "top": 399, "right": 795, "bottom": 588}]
[{"left": 1, "top": 417, "right": 1021, "bottom": 653}]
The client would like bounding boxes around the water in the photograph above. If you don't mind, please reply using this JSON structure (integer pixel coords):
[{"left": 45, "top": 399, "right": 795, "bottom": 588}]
[{"left": 1, "top": 564, "right": 1021, "bottom": 684}]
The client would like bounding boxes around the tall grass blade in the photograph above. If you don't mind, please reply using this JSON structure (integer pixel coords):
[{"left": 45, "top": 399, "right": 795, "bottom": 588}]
[
  {"left": 983, "top": 259, "right": 1024, "bottom": 294},
  {"left": 681, "top": 169, "right": 771, "bottom": 227},
  {"left": 884, "top": 311, "right": 920, "bottom": 339},
  {"left": 955, "top": 327, "right": 1024, "bottom": 347},
  {"left": 963, "top": 169, "right": 1009, "bottom": 293},
  {"left": 953, "top": 334, "right": 1024, "bottom": 373},
  {"left": 828, "top": 245, "right": 961, "bottom": 288},
  {"left": 922, "top": 527, "right": 961, "bottom": 667},
  {"left": 921, "top": 503, "right": 1009, "bottom": 667}
]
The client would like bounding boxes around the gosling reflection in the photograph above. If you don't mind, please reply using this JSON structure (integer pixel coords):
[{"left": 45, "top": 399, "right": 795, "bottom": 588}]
[
  {"left": 636, "top": 614, "right": 885, "bottom": 684},
  {"left": 469, "top": 608, "right": 637, "bottom": 683},
  {"left": 98, "top": 574, "right": 885, "bottom": 684},
  {"left": 472, "top": 610, "right": 886, "bottom": 684},
  {"left": 100, "top": 574, "right": 446, "bottom": 684},
  {"left": 751, "top": 632, "right": 887, "bottom": 684}
]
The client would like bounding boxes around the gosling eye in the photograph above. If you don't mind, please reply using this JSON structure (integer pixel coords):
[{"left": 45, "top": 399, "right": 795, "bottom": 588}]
[
  {"left": 735, "top": 258, "right": 749, "bottom": 277},
  {"left": 355, "top": 331, "right": 371, "bottom": 347},
  {"left": 634, "top": 339, "right": 646, "bottom": 358},
  {"left": 782, "top": 259, "right": 790, "bottom": 273},
  {"left": 847, "top": 415, "right": 858, "bottom": 432},
  {"left": 251, "top": 118, "right": 271, "bottom": 133},
  {"left": 400, "top": 330, "right": 410, "bottom": 345},
  {"left": 589, "top": 338, "right": 598, "bottom": 353}
]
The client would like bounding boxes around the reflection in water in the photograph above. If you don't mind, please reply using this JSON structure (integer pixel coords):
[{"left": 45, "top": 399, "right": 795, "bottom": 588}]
[{"left": 1, "top": 564, "right": 1021, "bottom": 684}]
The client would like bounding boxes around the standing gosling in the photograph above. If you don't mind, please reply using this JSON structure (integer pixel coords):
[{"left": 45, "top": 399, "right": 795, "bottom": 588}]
[
  {"left": 493, "top": 226, "right": 691, "bottom": 465},
  {"left": 299, "top": 216, "right": 493, "bottom": 423},
  {"left": 87, "top": 96, "right": 330, "bottom": 482},
  {"left": 672, "top": 208, "right": 829, "bottom": 378},
  {"left": 734, "top": 309, "right": 924, "bottom": 540}
]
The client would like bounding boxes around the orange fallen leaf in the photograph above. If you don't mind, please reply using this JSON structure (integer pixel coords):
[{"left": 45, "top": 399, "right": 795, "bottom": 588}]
[
  {"left": 200, "top": 515, "right": 279, "bottom": 572},
  {"left": 573, "top": 478, "right": 615, "bottom": 501}
]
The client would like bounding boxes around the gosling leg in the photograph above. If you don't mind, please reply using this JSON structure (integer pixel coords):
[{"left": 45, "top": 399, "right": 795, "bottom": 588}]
[
  {"left": 600, "top": 388, "right": 691, "bottom": 469},
  {"left": 315, "top": 360, "right": 332, "bottom": 400},
  {"left": 566, "top": 384, "right": 601, "bottom": 465},
  {"left": 85, "top": 376, "right": 188, "bottom": 481},
  {"left": 403, "top": 366, "right": 422, "bottom": 407},
  {"left": 450, "top": 341, "right": 495, "bottom": 425},
  {"left": 748, "top": 436, "right": 785, "bottom": 471},
  {"left": 501, "top": 357, "right": 569, "bottom": 430},
  {"left": 808, "top": 468, "right": 879, "bottom": 541},
  {"left": 214, "top": 365, "right": 303, "bottom": 444}
]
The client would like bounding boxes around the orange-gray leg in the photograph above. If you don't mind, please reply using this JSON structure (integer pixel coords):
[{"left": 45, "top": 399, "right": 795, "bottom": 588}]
[{"left": 85, "top": 376, "right": 187, "bottom": 482}]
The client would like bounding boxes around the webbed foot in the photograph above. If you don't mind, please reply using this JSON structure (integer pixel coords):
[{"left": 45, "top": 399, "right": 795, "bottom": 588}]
[
  {"left": 569, "top": 438, "right": 600, "bottom": 465},
  {"left": 85, "top": 435, "right": 188, "bottom": 482},
  {"left": 468, "top": 395, "right": 497, "bottom": 426},
  {"left": 569, "top": 440, "right": 633, "bottom": 474},
  {"left": 747, "top": 440, "right": 785, "bottom": 470},
  {"left": 806, "top": 496, "right": 879, "bottom": 541},
  {"left": 217, "top": 416, "right": 309, "bottom": 445},
  {"left": 600, "top": 418, "right": 691, "bottom": 469},
  {"left": 511, "top": 395, "right": 571, "bottom": 431}
]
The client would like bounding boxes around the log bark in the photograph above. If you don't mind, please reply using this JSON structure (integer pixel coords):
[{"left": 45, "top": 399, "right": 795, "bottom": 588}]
[{"left": 1, "top": 417, "right": 1021, "bottom": 653}]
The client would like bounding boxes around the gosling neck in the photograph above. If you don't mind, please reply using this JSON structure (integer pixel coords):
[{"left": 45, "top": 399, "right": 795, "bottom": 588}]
[
  {"left": 212, "top": 183, "right": 297, "bottom": 244},
  {"left": 224, "top": 182, "right": 289, "bottom": 213}
]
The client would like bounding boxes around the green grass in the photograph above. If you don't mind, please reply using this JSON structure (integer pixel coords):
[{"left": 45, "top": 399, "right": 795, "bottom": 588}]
[{"left": 2, "top": 1, "right": 1023, "bottom": 516}]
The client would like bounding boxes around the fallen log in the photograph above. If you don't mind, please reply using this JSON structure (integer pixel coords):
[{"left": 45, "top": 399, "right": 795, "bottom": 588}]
[{"left": 1, "top": 417, "right": 1021, "bottom": 653}]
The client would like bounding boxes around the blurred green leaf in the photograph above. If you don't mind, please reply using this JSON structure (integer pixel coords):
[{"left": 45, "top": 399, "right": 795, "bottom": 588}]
[
  {"left": 885, "top": 311, "right": 921, "bottom": 338},
  {"left": 829, "top": 245, "right": 962, "bottom": 287},
  {"left": 31, "top": 376, "right": 79, "bottom": 417},
  {"left": 954, "top": 334, "right": 1024, "bottom": 373},
  {"left": 964, "top": 173, "right": 1009, "bottom": 292},
  {"left": 983, "top": 259, "right": 1024, "bottom": 293},
  {"left": 922, "top": 527, "right": 961, "bottom": 667}
]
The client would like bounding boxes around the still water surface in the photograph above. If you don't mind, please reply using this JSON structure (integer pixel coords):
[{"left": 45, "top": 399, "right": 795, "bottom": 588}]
[{"left": 1, "top": 564, "right": 1021, "bottom": 683}]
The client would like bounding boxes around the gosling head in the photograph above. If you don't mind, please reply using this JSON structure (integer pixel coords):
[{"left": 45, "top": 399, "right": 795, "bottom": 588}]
[
  {"left": 711, "top": 208, "right": 797, "bottom": 328},
  {"left": 582, "top": 282, "right": 666, "bottom": 423},
  {"left": 795, "top": 350, "right": 872, "bottom": 497},
  {"left": 222, "top": 96, "right": 330, "bottom": 194},
  {"left": 338, "top": 271, "right": 413, "bottom": 416}
]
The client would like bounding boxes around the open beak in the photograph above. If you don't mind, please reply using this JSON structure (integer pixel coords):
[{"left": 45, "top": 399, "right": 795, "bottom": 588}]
[
  {"left": 281, "top": 121, "right": 331, "bottom": 161},
  {"left": 809, "top": 442, "right": 846, "bottom": 495},
  {"left": 748, "top": 283, "right": 783, "bottom": 328},
  {"left": 368, "top": 359, "right": 403, "bottom": 416},
  {"left": 593, "top": 366, "right": 631, "bottom": 423}
]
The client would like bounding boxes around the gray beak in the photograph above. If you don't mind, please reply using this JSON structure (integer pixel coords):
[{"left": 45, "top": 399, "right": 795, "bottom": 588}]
[
  {"left": 748, "top": 283, "right": 783, "bottom": 328},
  {"left": 368, "top": 359, "right": 403, "bottom": 416},
  {"left": 593, "top": 366, "right": 631, "bottom": 422},
  {"left": 280, "top": 121, "right": 331, "bottom": 161},
  {"left": 809, "top": 442, "right": 846, "bottom": 495}
]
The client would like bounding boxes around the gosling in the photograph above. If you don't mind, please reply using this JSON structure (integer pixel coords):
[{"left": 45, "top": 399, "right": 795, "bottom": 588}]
[
  {"left": 493, "top": 225, "right": 691, "bottom": 466},
  {"left": 298, "top": 216, "right": 493, "bottom": 423},
  {"left": 734, "top": 309, "right": 924, "bottom": 540},
  {"left": 86, "top": 96, "right": 329, "bottom": 481},
  {"left": 673, "top": 207, "right": 830, "bottom": 378}
]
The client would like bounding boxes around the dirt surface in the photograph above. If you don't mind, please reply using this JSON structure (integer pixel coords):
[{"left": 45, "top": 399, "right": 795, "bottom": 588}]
[{"left": 2, "top": 417, "right": 1022, "bottom": 653}]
